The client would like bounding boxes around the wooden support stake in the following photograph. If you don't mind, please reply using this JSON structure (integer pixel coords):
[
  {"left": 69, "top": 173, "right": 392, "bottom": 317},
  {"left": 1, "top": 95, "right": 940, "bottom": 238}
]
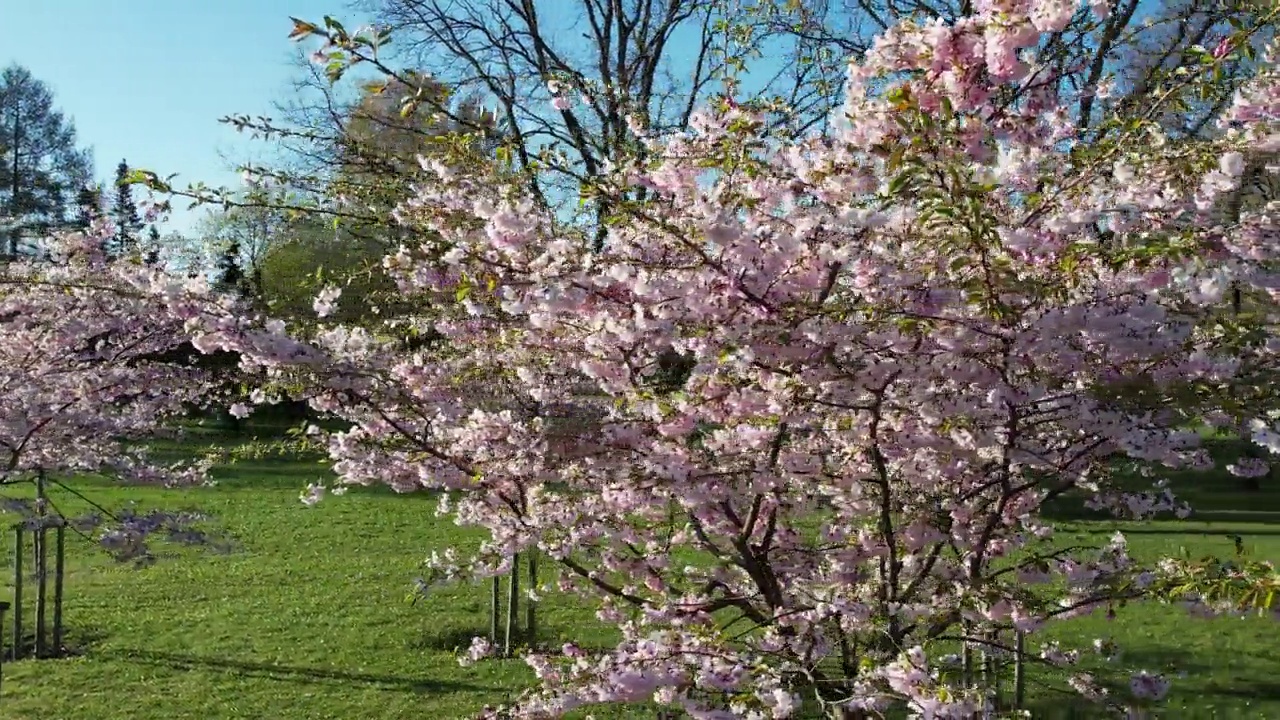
[
  {"left": 525, "top": 552, "right": 538, "bottom": 644},
  {"left": 12, "top": 526, "right": 22, "bottom": 661},
  {"left": 52, "top": 524, "right": 65, "bottom": 656},
  {"left": 984, "top": 630, "right": 998, "bottom": 710},
  {"left": 504, "top": 554, "right": 519, "bottom": 657},
  {"left": 34, "top": 525, "right": 46, "bottom": 658},
  {"left": 1013, "top": 631, "right": 1026, "bottom": 710},
  {"left": 489, "top": 576, "right": 500, "bottom": 644},
  {"left": 0, "top": 601, "right": 8, "bottom": 691}
]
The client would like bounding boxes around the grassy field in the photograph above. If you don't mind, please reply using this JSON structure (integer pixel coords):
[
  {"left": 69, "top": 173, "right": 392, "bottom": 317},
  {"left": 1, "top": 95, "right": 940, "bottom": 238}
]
[{"left": 0, "top": 433, "right": 1276, "bottom": 719}]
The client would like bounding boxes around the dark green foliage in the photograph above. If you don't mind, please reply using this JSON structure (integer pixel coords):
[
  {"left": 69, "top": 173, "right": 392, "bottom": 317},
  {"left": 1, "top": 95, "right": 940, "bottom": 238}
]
[
  {"left": 216, "top": 240, "right": 244, "bottom": 295},
  {"left": 0, "top": 63, "right": 93, "bottom": 257},
  {"left": 74, "top": 184, "right": 102, "bottom": 229},
  {"left": 111, "top": 160, "right": 143, "bottom": 257},
  {"left": 649, "top": 348, "right": 696, "bottom": 395},
  {"left": 144, "top": 225, "right": 161, "bottom": 265}
]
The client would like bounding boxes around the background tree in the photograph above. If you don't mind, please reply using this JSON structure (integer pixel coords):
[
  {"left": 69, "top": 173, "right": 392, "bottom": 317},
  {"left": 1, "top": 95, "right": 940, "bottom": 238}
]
[
  {"left": 256, "top": 216, "right": 402, "bottom": 325},
  {"left": 111, "top": 159, "right": 143, "bottom": 257},
  {"left": 216, "top": 64, "right": 502, "bottom": 245},
  {"left": 214, "top": 238, "right": 244, "bottom": 296},
  {"left": 332, "top": 0, "right": 1277, "bottom": 238},
  {"left": 144, "top": 224, "right": 162, "bottom": 265},
  {"left": 0, "top": 63, "right": 93, "bottom": 257},
  {"left": 335, "top": 1, "right": 753, "bottom": 249},
  {"left": 146, "top": 64, "right": 503, "bottom": 328},
  {"left": 74, "top": 183, "right": 103, "bottom": 229},
  {"left": 327, "top": 72, "right": 501, "bottom": 245},
  {"left": 195, "top": 199, "right": 288, "bottom": 302}
]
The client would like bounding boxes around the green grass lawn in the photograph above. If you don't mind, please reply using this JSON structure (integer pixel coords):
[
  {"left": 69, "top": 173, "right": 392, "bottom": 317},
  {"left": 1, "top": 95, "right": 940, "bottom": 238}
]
[{"left": 0, "top": 436, "right": 1277, "bottom": 719}]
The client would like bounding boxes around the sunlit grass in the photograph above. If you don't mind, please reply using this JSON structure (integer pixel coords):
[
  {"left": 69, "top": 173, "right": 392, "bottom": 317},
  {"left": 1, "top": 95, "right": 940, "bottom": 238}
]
[{"left": 0, "top": 434, "right": 1275, "bottom": 719}]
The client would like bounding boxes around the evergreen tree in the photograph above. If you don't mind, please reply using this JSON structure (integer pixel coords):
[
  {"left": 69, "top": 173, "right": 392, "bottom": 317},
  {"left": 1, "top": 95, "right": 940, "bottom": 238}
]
[
  {"left": 144, "top": 224, "right": 161, "bottom": 265},
  {"left": 74, "top": 183, "right": 102, "bottom": 228},
  {"left": 215, "top": 240, "right": 243, "bottom": 295},
  {"left": 213, "top": 242, "right": 247, "bottom": 435},
  {"left": 0, "top": 64, "right": 93, "bottom": 257},
  {"left": 111, "top": 159, "right": 142, "bottom": 256}
]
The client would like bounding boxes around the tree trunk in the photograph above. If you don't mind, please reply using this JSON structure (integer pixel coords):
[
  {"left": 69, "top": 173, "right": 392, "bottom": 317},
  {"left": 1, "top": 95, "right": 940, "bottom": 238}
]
[{"left": 8, "top": 105, "right": 21, "bottom": 259}]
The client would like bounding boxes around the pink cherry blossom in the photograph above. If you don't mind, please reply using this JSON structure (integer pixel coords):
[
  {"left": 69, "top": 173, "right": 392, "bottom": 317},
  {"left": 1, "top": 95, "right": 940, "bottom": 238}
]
[
  {"left": 0, "top": 221, "right": 234, "bottom": 561},
  {"left": 191, "top": 1, "right": 1280, "bottom": 715}
]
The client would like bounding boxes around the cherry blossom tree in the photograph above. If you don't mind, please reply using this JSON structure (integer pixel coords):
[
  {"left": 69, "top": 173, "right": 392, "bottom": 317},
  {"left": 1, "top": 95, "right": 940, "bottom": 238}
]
[
  {"left": 205, "top": 1, "right": 1280, "bottom": 716},
  {"left": 0, "top": 220, "right": 235, "bottom": 563}
]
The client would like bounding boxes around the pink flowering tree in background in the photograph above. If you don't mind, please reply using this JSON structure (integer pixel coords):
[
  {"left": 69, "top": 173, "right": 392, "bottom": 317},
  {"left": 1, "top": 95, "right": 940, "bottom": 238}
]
[
  {"left": 0, "top": 220, "right": 236, "bottom": 563},
  {"left": 192, "top": 1, "right": 1280, "bottom": 717}
]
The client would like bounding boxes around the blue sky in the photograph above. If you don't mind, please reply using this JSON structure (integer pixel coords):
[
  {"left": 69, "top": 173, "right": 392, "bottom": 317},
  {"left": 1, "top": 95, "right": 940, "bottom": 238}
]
[
  {"left": 1, "top": 0, "right": 840, "bottom": 238},
  {"left": 2, "top": 0, "right": 369, "bottom": 234},
  {"left": 2, "top": 0, "right": 1209, "bottom": 238}
]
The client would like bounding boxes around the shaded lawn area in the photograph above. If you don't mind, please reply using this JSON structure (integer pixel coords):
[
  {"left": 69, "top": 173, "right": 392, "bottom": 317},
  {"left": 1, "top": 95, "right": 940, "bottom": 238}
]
[{"left": 0, "top": 438, "right": 1277, "bottom": 718}]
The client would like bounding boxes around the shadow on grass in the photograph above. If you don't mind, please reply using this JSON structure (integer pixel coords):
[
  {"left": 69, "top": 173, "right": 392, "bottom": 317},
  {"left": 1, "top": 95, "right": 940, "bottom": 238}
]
[
  {"left": 410, "top": 624, "right": 492, "bottom": 653},
  {"left": 1099, "top": 647, "right": 1280, "bottom": 710},
  {"left": 1038, "top": 437, "right": 1280, "bottom": 525},
  {"left": 6, "top": 625, "right": 108, "bottom": 661},
  {"left": 104, "top": 648, "right": 496, "bottom": 694},
  {"left": 1204, "top": 679, "right": 1280, "bottom": 700},
  {"left": 1042, "top": 498, "right": 1280, "bottom": 526},
  {"left": 410, "top": 623, "right": 568, "bottom": 655},
  {"left": 1115, "top": 647, "right": 1224, "bottom": 675},
  {"left": 1069, "top": 525, "right": 1280, "bottom": 536}
]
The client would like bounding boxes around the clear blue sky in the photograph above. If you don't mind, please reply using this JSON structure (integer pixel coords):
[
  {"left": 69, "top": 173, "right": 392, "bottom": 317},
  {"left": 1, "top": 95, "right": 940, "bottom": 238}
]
[
  {"left": 1, "top": 0, "right": 369, "bottom": 234},
  {"left": 2, "top": 0, "right": 1205, "bottom": 238}
]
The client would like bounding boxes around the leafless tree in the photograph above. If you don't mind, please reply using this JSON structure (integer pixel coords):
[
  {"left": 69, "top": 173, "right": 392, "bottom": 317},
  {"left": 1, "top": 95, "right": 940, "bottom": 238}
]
[
  {"left": 347, "top": 0, "right": 832, "bottom": 248},
  {"left": 748, "top": 0, "right": 1275, "bottom": 138},
  {"left": 343, "top": 0, "right": 1272, "bottom": 249}
]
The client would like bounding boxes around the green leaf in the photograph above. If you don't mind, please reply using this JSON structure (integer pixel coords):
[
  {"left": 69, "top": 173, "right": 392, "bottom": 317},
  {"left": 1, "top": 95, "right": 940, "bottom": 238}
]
[{"left": 323, "top": 16, "right": 347, "bottom": 35}]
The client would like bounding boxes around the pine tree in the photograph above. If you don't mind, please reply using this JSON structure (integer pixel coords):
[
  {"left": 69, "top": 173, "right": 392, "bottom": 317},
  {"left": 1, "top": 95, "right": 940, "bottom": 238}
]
[
  {"left": 0, "top": 64, "right": 93, "bottom": 257},
  {"left": 111, "top": 160, "right": 142, "bottom": 257},
  {"left": 144, "top": 224, "right": 161, "bottom": 265},
  {"left": 74, "top": 184, "right": 102, "bottom": 228},
  {"left": 216, "top": 240, "right": 243, "bottom": 295}
]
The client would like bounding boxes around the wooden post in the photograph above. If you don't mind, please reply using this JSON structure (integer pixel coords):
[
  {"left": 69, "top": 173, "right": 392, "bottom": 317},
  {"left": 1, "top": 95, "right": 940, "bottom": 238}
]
[
  {"left": 525, "top": 552, "right": 538, "bottom": 644},
  {"left": 980, "top": 646, "right": 989, "bottom": 685},
  {"left": 0, "top": 601, "right": 8, "bottom": 691},
  {"left": 489, "top": 576, "right": 500, "bottom": 644},
  {"left": 34, "top": 470, "right": 47, "bottom": 657},
  {"left": 12, "top": 525, "right": 22, "bottom": 661},
  {"left": 984, "top": 630, "right": 998, "bottom": 711},
  {"left": 505, "top": 554, "right": 520, "bottom": 657},
  {"left": 53, "top": 523, "right": 65, "bottom": 655},
  {"left": 34, "top": 524, "right": 46, "bottom": 658},
  {"left": 1013, "top": 631, "right": 1026, "bottom": 710}
]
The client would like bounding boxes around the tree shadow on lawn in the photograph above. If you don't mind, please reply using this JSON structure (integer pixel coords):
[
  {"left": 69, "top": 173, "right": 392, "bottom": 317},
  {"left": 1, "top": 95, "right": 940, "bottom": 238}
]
[
  {"left": 103, "top": 648, "right": 498, "bottom": 694},
  {"left": 978, "top": 647, "right": 1279, "bottom": 718},
  {"left": 411, "top": 624, "right": 494, "bottom": 653},
  {"left": 1043, "top": 500, "right": 1280, "bottom": 527},
  {"left": 1202, "top": 679, "right": 1280, "bottom": 701},
  {"left": 4, "top": 625, "right": 109, "bottom": 661},
  {"left": 1041, "top": 437, "right": 1280, "bottom": 523},
  {"left": 1068, "top": 525, "right": 1280, "bottom": 536},
  {"left": 409, "top": 622, "right": 584, "bottom": 655},
  {"left": 1112, "top": 647, "right": 1280, "bottom": 706},
  {"left": 1112, "top": 647, "right": 1229, "bottom": 676}
]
